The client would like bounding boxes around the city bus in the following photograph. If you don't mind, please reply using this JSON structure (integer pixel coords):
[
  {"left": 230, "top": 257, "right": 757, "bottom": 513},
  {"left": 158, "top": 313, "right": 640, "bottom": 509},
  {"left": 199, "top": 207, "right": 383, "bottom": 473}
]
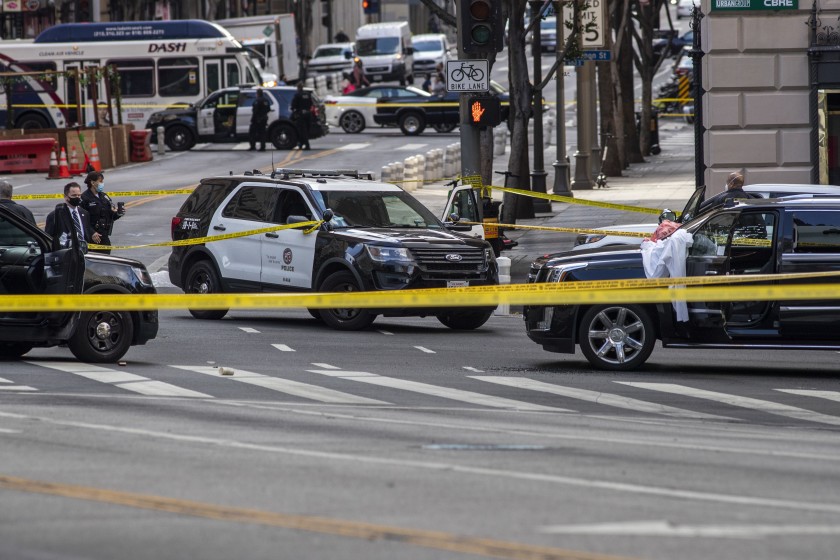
[{"left": 0, "top": 20, "right": 262, "bottom": 130}]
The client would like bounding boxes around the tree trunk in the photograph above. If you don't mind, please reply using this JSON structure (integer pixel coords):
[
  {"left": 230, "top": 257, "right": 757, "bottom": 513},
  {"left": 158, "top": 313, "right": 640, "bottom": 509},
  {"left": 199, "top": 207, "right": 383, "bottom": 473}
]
[{"left": 619, "top": 24, "right": 643, "bottom": 165}]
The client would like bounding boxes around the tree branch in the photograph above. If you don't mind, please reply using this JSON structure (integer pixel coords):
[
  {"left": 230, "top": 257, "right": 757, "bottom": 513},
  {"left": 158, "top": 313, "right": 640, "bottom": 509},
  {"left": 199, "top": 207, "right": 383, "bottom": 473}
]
[{"left": 417, "top": 0, "right": 457, "bottom": 28}]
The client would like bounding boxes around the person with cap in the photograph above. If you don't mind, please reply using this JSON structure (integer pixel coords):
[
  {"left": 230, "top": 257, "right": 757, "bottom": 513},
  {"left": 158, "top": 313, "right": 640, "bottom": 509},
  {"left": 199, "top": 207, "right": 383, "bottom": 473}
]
[
  {"left": 0, "top": 180, "right": 35, "bottom": 225},
  {"left": 249, "top": 88, "right": 271, "bottom": 152},
  {"left": 80, "top": 171, "right": 124, "bottom": 255},
  {"left": 45, "top": 182, "right": 92, "bottom": 254}
]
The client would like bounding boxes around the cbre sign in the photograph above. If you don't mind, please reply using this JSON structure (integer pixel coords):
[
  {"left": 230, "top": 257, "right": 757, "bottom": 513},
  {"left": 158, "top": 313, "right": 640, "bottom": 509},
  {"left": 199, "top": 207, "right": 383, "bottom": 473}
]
[{"left": 711, "top": 0, "right": 798, "bottom": 10}]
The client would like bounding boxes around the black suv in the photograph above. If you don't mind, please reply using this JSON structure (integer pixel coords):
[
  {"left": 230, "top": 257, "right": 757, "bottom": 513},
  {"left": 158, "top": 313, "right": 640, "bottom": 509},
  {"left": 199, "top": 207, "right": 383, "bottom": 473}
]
[
  {"left": 168, "top": 168, "right": 498, "bottom": 330},
  {"left": 525, "top": 197, "right": 840, "bottom": 370},
  {"left": 145, "top": 86, "right": 329, "bottom": 151},
  {"left": 0, "top": 205, "right": 158, "bottom": 362}
]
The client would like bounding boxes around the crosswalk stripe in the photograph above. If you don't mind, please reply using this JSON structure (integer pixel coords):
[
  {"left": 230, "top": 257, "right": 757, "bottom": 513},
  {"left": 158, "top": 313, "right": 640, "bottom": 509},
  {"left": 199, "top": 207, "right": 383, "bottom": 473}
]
[
  {"left": 776, "top": 389, "right": 840, "bottom": 403},
  {"left": 618, "top": 382, "right": 840, "bottom": 426},
  {"left": 239, "top": 327, "right": 260, "bottom": 334},
  {"left": 307, "top": 370, "right": 570, "bottom": 412},
  {"left": 339, "top": 143, "right": 370, "bottom": 151},
  {"left": 396, "top": 143, "right": 428, "bottom": 151},
  {"left": 172, "top": 366, "right": 386, "bottom": 405},
  {"left": 0, "top": 386, "right": 37, "bottom": 392},
  {"left": 232, "top": 142, "right": 252, "bottom": 150},
  {"left": 471, "top": 377, "right": 731, "bottom": 420},
  {"left": 272, "top": 344, "right": 295, "bottom": 352},
  {"left": 26, "top": 361, "right": 211, "bottom": 398}
]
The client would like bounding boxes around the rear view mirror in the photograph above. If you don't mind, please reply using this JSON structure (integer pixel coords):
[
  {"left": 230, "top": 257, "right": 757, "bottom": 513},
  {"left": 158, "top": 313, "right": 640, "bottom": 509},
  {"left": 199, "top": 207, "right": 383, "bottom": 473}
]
[
  {"left": 286, "top": 215, "right": 310, "bottom": 225},
  {"left": 322, "top": 209, "right": 334, "bottom": 222},
  {"left": 659, "top": 209, "right": 677, "bottom": 223}
]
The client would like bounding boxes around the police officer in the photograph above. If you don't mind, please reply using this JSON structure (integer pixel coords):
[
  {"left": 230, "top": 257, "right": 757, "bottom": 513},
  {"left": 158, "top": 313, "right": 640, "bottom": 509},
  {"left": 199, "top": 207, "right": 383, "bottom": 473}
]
[
  {"left": 249, "top": 88, "right": 271, "bottom": 151},
  {"left": 81, "top": 171, "right": 124, "bottom": 254},
  {"left": 291, "top": 82, "right": 313, "bottom": 150}
]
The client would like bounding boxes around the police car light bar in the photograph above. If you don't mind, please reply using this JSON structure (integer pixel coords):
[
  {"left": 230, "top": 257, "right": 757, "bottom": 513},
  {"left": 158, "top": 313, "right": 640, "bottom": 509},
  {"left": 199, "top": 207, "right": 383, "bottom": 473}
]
[{"left": 272, "top": 168, "right": 372, "bottom": 180}]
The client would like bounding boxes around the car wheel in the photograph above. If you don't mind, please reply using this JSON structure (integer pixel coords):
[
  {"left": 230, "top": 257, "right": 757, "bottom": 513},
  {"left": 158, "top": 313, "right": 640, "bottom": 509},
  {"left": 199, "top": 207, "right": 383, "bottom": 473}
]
[
  {"left": 270, "top": 122, "right": 298, "bottom": 150},
  {"left": 185, "top": 261, "right": 229, "bottom": 320},
  {"left": 437, "top": 309, "right": 493, "bottom": 330},
  {"left": 399, "top": 74, "right": 407, "bottom": 86},
  {"left": 0, "top": 343, "right": 33, "bottom": 360},
  {"left": 339, "top": 111, "right": 366, "bottom": 133},
  {"left": 165, "top": 125, "right": 195, "bottom": 151},
  {"left": 16, "top": 113, "right": 49, "bottom": 130},
  {"left": 317, "top": 271, "right": 376, "bottom": 330},
  {"left": 432, "top": 123, "right": 457, "bottom": 133},
  {"left": 68, "top": 310, "right": 134, "bottom": 363},
  {"left": 307, "top": 308, "right": 324, "bottom": 322},
  {"left": 407, "top": 73, "right": 415, "bottom": 85},
  {"left": 578, "top": 305, "right": 656, "bottom": 371},
  {"left": 399, "top": 112, "right": 426, "bottom": 136}
]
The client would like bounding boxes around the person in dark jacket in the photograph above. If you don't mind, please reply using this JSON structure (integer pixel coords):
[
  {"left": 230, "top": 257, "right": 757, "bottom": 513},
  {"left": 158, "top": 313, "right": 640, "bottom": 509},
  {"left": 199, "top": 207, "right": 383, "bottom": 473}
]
[
  {"left": 45, "top": 182, "right": 92, "bottom": 253},
  {"left": 0, "top": 180, "right": 35, "bottom": 224},
  {"left": 249, "top": 88, "right": 272, "bottom": 151},
  {"left": 698, "top": 172, "right": 754, "bottom": 214},
  {"left": 290, "top": 82, "right": 314, "bottom": 150},
  {"left": 80, "top": 171, "right": 124, "bottom": 254}
]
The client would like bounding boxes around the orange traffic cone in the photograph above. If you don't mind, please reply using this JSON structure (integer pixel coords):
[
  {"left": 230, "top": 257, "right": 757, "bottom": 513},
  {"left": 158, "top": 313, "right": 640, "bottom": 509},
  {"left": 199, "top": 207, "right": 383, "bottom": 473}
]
[
  {"left": 69, "top": 145, "right": 80, "bottom": 175},
  {"left": 89, "top": 141, "right": 102, "bottom": 172},
  {"left": 46, "top": 148, "right": 61, "bottom": 179},
  {"left": 58, "top": 147, "right": 71, "bottom": 179}
]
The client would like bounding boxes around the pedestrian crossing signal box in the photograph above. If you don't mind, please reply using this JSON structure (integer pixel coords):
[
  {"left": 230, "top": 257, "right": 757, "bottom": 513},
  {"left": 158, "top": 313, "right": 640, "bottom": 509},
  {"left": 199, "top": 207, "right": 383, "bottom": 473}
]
[{"left": 468, "top": 96, "right": 501, "bottom": 128}]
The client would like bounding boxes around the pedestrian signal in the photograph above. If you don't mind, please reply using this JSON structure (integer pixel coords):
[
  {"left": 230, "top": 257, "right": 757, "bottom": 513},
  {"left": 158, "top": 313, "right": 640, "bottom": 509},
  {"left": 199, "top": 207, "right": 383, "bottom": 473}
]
[
  {"left": 468, "top": 96, "right": 501, "bottom": 127},
  {"left": 362, "top": 0, "right": 380, "bottom": 15}
]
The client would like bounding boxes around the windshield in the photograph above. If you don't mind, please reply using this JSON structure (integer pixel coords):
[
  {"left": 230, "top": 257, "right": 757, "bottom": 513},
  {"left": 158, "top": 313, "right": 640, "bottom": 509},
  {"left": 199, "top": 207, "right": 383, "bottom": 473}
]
[
  {"left": 243, "top": 55, "right": 262, "bottom": 85},
  {"left": 312, "top": 190, "right": 442, "bottom": 229},
  {"left": 541, "top": 18, "right": 557, "bottom": 30},
  {"left": 680, "top": 186, "right": 706, "bottom": 223},
  {"left": 314, "top": 47, "right": 347, "bottom": 58},
  {"left": 413, "top": 39, "right": 443, "bottom": 52},
  {"left": 357, "top": 37, "right": 400, "bottom": 56}
]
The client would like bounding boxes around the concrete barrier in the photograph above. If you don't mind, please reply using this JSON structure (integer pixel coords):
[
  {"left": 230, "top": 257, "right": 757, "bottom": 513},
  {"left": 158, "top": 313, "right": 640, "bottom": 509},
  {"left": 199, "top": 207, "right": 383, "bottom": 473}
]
[
  {"left": 390, "top": 161, "right": 404, "bottom": 186},
  {"left": 315, "top": 75, "right": 328, "bottom": 98},
  {"left": 494, "top": 256, "right": 511, "bottom": 316}
]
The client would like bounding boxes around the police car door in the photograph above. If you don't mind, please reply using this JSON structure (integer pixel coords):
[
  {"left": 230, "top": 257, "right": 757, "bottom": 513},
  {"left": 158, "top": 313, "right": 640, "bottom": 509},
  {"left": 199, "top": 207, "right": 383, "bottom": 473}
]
[
  {"left": 261, "top": 188, "right": 318, "bottom": 289},
  {"left": 684, "top": 212, "right": 736, "bottom": 337},
  {"left": 235, "top": 91, "right": 258, "bottom": 137},
  {"left": 197, "top": 90, "right": 224, "bottom": 137},
  {"left": 208, "top": 184, "right": 278, "bottom": 287},
  {"left": 442, "top": 184, "right": 484, "bottom": 238}
]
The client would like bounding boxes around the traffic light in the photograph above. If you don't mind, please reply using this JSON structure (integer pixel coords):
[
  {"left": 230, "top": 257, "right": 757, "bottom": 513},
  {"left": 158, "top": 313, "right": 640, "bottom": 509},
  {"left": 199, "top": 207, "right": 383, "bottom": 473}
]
[
  {"left": 362, "top": 0, "right": 380, "bottom": 15},
  {"left": 459, "top": 0, "right": 504, "bottom": 53},
  {"left": 468, "top": 96, "right": 501, "bottom": 127},
  {"left": 322, "top": 0, "right": 331, "bottom": 27}
]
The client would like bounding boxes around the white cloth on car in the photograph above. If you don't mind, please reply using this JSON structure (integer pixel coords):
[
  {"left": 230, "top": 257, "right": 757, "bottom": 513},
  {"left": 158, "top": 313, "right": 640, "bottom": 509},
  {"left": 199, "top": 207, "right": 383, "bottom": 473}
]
[{"left": 640, "top": 229, "right": 694, "bottom": 322}]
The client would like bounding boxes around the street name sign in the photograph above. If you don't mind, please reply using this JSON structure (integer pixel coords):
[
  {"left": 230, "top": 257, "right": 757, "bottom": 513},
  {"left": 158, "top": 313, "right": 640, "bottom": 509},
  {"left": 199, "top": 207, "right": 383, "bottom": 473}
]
[
  {"left": 565, "top": 50, "right": 612, "bottom": 66},
  {"left": 710, "top": 0, "right": 797, "bottom": 10},
  {"left": 446, "top": 60, "right": 490, "bottom": 93}
]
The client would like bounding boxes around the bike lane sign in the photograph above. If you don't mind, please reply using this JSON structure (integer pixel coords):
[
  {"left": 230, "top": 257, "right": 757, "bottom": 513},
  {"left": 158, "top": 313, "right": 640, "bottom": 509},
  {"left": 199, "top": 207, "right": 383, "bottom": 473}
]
[{"left": 446, "top": 60, "right": 490, "bottom": 92}]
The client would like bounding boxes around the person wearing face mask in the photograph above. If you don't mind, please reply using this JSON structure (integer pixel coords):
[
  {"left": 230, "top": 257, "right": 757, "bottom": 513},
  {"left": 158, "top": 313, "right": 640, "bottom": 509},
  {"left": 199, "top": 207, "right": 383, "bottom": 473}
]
[
  {"left": 80, "top": 171, "right": 124, "bottom": 254},
  {"left": 45, "top": 182, "right": 92, "bottom": 254}
]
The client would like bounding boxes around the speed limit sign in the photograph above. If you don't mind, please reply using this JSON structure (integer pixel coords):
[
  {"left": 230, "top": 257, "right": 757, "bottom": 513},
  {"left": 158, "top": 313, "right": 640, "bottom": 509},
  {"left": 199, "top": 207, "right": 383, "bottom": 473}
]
[{"left": 562, "top": 0, "right": 606, "bottom": 49}]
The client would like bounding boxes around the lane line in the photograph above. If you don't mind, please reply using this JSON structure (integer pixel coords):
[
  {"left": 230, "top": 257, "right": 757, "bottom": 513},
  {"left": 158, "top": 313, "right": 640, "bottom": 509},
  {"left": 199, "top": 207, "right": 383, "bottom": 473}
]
[
  {"left": 311, "top": 362, "right": 340, "bottom": 370},
  {"left": 271, "top": 344, "right": 295, "bottom": 352},
  {"left": 462, "top": 367, "right": 485, "bottom": 373},
  {"left": 395, "top": 143, "right": 428, "bottom": 151},
  {"left": 307, "top": 370, "right": 569, "bottom": 412},
  {"left": 239, "top": 327, "right": 260, "bottom": 334},
  {"left": 414, "top": 346, "right": 435, "bottom": 354},
  {"left": 338, "top": 142, "right": 370, "bottom": 151},
  {"left": 377, "top": 329, "right": 394, "bottom": 336},
  {"left": 473, "top": 377, "right": 731, "bottom": 421},
  {"left": 617, "top": 382, "right": 840, "bottom": 426},
  {"left": 232, "top": 142, "right": 251, "bottom": 150},
  {"left": 776, "top": 389, "right": 840, "bottom": 403},
  {"left": 0, "top": 386, "right": 37, "bottom": 392},
  {"left": 172, "top": 366, "right": 386, "bottom": 405},
  {"left": 538, "top": 520, "right": 840, "bottom": 538},
  {"left": 26, "top": 361, "right": 211, "bottom": 398}
]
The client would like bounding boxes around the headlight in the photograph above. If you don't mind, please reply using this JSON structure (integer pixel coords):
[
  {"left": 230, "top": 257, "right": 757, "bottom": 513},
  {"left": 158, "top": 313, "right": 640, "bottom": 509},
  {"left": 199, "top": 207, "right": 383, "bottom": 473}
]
[
  {"left": 577, "top": 234, "right": 607, "bottom": 246},
  {"left": 366, "top": 245, "right": 412, "bottom": 262},
  {"left": 148, "top": 114, "right": 163, "bottom": 124},
  {"left": 546, "top": 262, "right": 587, "bottom": 283},
  {"left": 132, "top": 265, "right": 154, "bottom": 287}
]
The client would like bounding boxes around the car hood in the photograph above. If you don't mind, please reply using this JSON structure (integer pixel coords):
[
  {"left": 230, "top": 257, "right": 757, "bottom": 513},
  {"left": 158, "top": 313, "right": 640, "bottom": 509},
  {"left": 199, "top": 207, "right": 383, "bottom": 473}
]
[
  {"left": 333, "top": 227, "right": 486, "bottom": 246},
  {"left": 148, "top": 106, "right": 196, "bottom": 120},
  {"left": 538, "top": 244, "right": 643, "bottom": 268},
  {"left": 85, "top": 252, "right": 147, "bottom": 268}
]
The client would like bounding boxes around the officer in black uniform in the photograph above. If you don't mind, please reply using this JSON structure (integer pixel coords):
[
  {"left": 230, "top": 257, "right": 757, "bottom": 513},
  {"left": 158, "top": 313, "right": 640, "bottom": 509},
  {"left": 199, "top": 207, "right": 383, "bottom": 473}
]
[
  {"left": 80, "top": 171, "right": 124, "bottom": 254},
  {"left": 291, "top": 82, "right": 313, "bottom": 150},
  {"left": 249, "top": 88, "right": 271, "bottom": 151}
]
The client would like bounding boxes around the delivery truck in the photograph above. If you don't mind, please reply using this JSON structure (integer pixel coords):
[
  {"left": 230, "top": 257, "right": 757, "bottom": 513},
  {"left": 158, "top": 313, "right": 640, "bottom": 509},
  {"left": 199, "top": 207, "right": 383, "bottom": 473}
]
[{"left": 216, "top": 14, "right": 299, "bottom": 84}]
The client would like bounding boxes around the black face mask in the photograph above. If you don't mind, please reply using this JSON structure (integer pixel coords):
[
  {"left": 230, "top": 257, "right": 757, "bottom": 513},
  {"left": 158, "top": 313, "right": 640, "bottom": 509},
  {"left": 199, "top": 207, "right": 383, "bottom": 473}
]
[{"left": 67, "top": 197, "right": 82, "bottom": 207}]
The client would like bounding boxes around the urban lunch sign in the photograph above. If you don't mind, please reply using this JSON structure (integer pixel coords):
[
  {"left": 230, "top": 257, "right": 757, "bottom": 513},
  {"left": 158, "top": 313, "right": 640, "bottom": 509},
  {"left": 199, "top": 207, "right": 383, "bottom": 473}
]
[{"left": 711, "top": 0, "right": 798, "bottom": 10}]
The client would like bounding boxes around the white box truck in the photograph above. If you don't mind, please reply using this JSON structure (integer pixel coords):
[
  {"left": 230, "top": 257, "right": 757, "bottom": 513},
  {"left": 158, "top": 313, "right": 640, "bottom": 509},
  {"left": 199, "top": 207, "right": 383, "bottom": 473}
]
[
  {"left": 216, "top": 14, "right": 299, "bottom": 84},
  {"left": 355, "top": 21, "right": 414, "bottom": 86}
]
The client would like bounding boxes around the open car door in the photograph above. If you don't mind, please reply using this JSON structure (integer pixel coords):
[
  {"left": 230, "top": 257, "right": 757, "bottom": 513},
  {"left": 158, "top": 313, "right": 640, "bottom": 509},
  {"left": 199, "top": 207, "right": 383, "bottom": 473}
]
[{"left": 442, "top": 184, "right": 484, "bottom": 239}]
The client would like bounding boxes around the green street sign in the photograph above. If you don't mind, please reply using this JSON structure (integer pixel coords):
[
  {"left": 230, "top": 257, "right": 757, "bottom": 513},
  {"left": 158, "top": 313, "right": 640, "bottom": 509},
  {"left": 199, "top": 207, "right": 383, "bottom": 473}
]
[{"left": 711, "top": 0, "right": 798, "bottom": 11}]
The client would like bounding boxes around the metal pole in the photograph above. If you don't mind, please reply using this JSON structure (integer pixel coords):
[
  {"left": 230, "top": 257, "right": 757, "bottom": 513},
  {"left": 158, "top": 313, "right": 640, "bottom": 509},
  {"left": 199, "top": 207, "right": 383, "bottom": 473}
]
[
  {"left": 457, "top": 8, "right": 482, "bottom": 181},
  {"left": 529, "top": 2, "right": 550, "bottom": 212},
  {"left": 589, "top": 65, "right": 600, "bottom": 178},
  {"left": 551, "top": 11, "right": 571, "bottom": 196},
  {"left": 572, "top": 61, "right": 593, "bottom": 189},
  {"left": 690, "top": 6, "right": 705, "bottom": 188}
]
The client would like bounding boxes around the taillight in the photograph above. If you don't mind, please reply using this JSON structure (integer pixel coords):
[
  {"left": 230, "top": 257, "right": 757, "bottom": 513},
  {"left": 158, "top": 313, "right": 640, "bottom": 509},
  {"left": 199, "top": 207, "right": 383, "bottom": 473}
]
[
  {"left": 311, "top": 105, "right": 320, "bottom": 117},
  {"left": 171, "top": 216, "right": 181, "bottom": 238}
]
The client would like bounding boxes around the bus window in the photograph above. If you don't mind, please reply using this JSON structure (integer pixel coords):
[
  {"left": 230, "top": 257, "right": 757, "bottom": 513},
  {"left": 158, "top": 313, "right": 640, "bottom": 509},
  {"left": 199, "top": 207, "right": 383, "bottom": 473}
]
[
  {"left": 226, "top": 60, "right": 240, "bottom": 87},
  {"left": 158, "top": 58, "right": 200, "bottom": 97},
  {"left": 13, "top": 62, "right": 56, "bottom": 94},
  {"left": 205, "top": 60, "right": 221, "bottom": 94},
  {"left": 110, "top": 59, "right": 154, "bottom": 97}
]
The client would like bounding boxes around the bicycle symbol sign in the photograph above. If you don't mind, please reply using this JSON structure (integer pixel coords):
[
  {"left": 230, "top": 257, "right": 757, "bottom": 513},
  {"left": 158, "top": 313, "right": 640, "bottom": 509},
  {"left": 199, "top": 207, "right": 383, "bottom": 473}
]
[{"left": 446, "top": 60, "right": 490, "bottom": 93}]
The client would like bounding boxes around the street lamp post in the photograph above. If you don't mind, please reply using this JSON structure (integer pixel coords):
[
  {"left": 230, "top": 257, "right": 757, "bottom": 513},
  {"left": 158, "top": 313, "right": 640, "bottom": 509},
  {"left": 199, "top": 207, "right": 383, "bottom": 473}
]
[
  {"left": 552, "top": 7, "right": 572, "bottom": 197},
  {"left": 529, "top": 1, "right": 551, "bottom": 212},
  {"left": 571, "top": 60, "right": 593, "bottom": 190}
]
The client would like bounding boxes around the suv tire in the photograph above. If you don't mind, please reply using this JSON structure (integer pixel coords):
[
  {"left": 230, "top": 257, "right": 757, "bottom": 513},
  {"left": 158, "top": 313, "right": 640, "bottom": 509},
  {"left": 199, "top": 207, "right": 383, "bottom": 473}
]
[
  {"left": 165, "top": 125, "right": 195, "bottom": 151},
  {"left": 185, "top": 261, "right": 229, "bottom": 320},
  {"left": 68, "top": 310, "right": 134, "bottom": 363},
  {"left": 437, "top": 309, "right": 493, "bottom": 330},
  {"left": 340, "top": 111, "right": 366, "bottom": 134},
  {"left": 270, "top": 122, "right": 298, "bottom": 150},
  {"left": 0, "top": 343, "right": 33, "bottom": 360},
  {"left": 578, "top": 305, "right": 656, "bottom": 371},
  {"left": 317, "top": 271, "right": 376, "bottom": 330},
  {"left": 399, "top": 112, "right": 426, "bottom": 136}
]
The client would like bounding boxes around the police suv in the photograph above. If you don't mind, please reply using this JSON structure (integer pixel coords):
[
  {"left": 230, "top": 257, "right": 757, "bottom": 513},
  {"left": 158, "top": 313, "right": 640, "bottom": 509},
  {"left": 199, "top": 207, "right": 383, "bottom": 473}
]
[{"left": 168, "top": 169, "right": 498, "bottom": 330}]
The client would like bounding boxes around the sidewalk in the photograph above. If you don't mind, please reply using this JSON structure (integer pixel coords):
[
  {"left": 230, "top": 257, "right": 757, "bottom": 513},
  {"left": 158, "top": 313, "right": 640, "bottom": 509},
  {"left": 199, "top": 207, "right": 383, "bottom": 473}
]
[{"left": 411, "top": 121, "right": 697, "bottom": 283}]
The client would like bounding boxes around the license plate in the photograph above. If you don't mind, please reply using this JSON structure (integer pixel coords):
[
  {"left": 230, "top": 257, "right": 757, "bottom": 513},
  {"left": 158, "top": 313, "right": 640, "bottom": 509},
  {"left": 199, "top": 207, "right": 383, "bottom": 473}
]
[
  {"left": 373, "top": 75, "right": 382, "bottom": 81},
  {"left": 447, "top": 281, "right": 469, "bottom": 288}
]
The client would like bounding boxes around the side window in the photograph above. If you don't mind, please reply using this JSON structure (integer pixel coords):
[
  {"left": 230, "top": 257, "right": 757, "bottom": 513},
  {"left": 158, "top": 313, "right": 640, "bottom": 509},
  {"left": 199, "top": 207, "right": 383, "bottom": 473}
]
[
  {"left": 731, "top": 211, "right": 774, "bottom": 248},
  {"left": 110, "top": 59, "right": 154, "bottom": 97},
  {"left": 15, "top": 62, "right": 56, "bottom": 94},
  {"left": 0, "top": 216, "right": 39, "bottom": 248},
  {"left": 272, "top": 190, "right": 312, "bottom": 224},
  {"left": 791, "top": 211, "right": 840, "bottom": 254},
  {"left": 448, "top": 189, "right": 479, "bottom": 222},
  {"left": 201, "top": 92, "right": 224, "bottom": 110},
  {"left": 158, "top": 58, "right": 200, "bottom": 97},
  {"left": 225, "top": 60, "right": 240, "bottom": 87},
  {"left": 222, "top": 186, "right": 277, "bottom": 222},
  {"left": 689, "top": 213, "right": 736, "bottom": 257}
]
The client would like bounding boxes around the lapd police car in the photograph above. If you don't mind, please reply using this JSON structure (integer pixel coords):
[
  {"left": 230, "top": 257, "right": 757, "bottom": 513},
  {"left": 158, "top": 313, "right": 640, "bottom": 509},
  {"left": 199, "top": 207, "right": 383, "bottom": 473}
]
[{"left": 168, "top": 169, "right": 498, "bottom": 330}]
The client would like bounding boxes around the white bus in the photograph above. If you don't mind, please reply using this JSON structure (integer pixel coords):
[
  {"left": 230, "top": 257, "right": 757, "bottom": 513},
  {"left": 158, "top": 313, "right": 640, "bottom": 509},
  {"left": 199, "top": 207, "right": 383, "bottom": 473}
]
[{"left": 0, "top": 20, "right": 262, "bottom": 130}]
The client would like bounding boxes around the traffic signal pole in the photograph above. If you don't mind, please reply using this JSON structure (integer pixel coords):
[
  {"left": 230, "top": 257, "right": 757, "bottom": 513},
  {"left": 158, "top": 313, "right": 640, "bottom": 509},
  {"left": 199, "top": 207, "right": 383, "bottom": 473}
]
[{"left": 456, "top": 6, "right": 483, "bottom": 183}]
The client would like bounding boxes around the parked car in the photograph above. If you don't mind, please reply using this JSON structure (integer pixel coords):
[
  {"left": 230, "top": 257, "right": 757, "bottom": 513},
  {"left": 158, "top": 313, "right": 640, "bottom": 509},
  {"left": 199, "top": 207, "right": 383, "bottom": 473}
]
[
  {"left": 525, "top": 195, "right": 840, "bottom": 370},
  {"left": 324, "top": 85, "right": 428, "bottom": 134},
  {"left": 572, "top": 184, "right": 840, "bottom": 251},
  {"left": 540, "top": 16, "right": 557, "bottom": 52},
  {"left": 0, "top": 205, "right": 158, "bottom": 362},
  {"left": 168, "top": 168, "right": 498, "bottom": 331},
  {"left": 653, "top": 31, "right": 694, "bottom": 58},
  {"left": 412, "top": 33, "right": 452, "bottom": 76},
  {"left": 677, "top": 0, "right": 700, "bottom": 19},
  {"left": 145, "top": 85, "right": 328, "bottom": 151},
  {"left": 308, "top": 42, "right": 355, "bottom": 79}
]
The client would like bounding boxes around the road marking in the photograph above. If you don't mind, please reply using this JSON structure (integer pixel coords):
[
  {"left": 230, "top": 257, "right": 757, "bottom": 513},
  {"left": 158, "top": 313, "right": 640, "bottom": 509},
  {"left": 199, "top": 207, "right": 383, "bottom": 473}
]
[
  {"left": 462, "top": 367, "right": 485, "bottom": 373},
  {"left": 307, "top": 369, "right": 568, "bottom": 412},
  {"left": 0, "top": 377, "right": 11, "bottom": 383},
  {"left": 0, "top": 386, "right": 37, "bottom": 392},
  {"left": 414, "top": 346, "right": 435, "bottom": 354},
  {"left": 14, "top": 183, "right": 31, "bottom": 189},
  {"left": 538, "top": 520, "right": 840, "bottom": 538},
  {"left": 338, "top": 143, "right": 370, "bottom": 151},
  {"left": 396, "top": 143, "right": 428, "bottom": 151},
  {"left": 172, "top": 366, "right": 385, "bottom": 405},
  {"left": 0, "top": 474, "right": 629, "bottom": 560},
  {"left": 776, "top": 389, "right": 840, "bottom": 403},
  {"left": 473, "top": 377, "right": 730, "bottom": 420},
  {"left": 271, "top": 344, "right": 295, "bottom": 352},
  {"left": 617, "top": 382, "right": 840, "bottom": 426},
  {"left": 239, "top": 327, "right": 260, "bottom": 334},
  {"left": 377, "top": 329, "right": 394, "bottom": 336},
  {"left": 311, "top": 362, "right": 340, "bottom": 370},
  {"left": 193, "top": 143, "right": 210, "bottom": 150},
  {"left": 26, "top": 361, "right": 211, "bottom": 398},
  {"left": 0, "top": 428, "right": 20, "bottom": 433},
  {"left": 232, "top": 142, "right": 251, "bottom": 150}
]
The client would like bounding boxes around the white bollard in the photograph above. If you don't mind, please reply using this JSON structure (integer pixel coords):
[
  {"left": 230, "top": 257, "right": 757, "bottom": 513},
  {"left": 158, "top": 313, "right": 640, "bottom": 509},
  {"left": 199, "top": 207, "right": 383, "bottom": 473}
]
[
  {"left": 380, "top": 164, "right": 391, "bottom": 183},
  {"left": 415, "top": 154, "right": 426, "bottom": 189},
  {"left": 494, "top": 256, "right": 511, "bottom": 316},
  {"left": 402, "top": 156, "right": 415, "bottom": 191},
  {"left": 156, "top": 126, "right": 166, "bottom": 156},
  {"left": 305, "top": 77, "right": 315, "bottom": 91},
  {"left": 544, "top": 114, "right": 554, "bottom": 146},
  {"left": 425, "top": 150, "right": 436, "bottom": 183}
]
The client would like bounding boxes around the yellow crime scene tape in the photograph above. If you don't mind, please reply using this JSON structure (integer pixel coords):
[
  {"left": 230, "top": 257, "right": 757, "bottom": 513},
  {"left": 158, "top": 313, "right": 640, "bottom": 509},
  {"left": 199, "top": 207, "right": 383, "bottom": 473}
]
[
  {"left": 462, "top": 220, "right": 649, "bottom": 239},
  {"left": 14, "top": 189, "right": 197, "bottom": 201},
  {"left": 478, "top": 184, "right": 667, "bottom": 216}
]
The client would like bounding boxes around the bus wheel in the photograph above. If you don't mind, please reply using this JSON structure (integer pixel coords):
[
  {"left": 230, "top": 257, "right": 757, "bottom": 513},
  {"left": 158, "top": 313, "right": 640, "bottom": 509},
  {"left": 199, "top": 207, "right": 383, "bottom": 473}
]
[{"left": 16, "top": 113, "right": 49, "bottom": 130}]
